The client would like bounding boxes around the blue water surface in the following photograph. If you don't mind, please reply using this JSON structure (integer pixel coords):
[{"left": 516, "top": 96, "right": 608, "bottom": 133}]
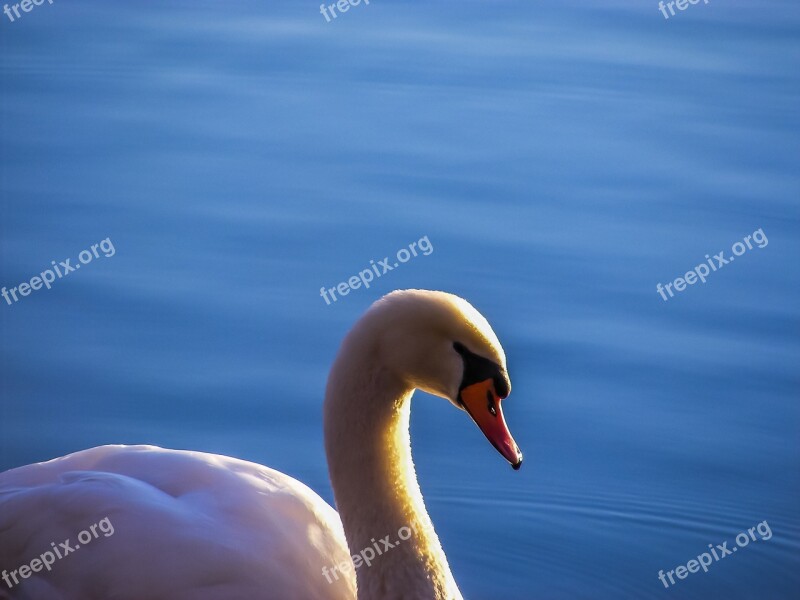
[{"left": 1, "top": 1, "right": 799, "bottom": 598}]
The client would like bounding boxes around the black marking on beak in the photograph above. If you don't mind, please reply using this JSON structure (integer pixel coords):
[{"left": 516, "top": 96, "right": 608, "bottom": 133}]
[{"left": 453, "top": 341, "right": 509, "bottom": 397}]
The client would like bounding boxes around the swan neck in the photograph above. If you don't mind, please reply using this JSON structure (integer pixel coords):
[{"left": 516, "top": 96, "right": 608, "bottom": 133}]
[{"left": 324, "top": 345, "right": 461, "bottom": 600}]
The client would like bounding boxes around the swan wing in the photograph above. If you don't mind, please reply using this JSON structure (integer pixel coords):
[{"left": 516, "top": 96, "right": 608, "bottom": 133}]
[{"left": 0, "top": 445, "right": 355, "bottom": 600}]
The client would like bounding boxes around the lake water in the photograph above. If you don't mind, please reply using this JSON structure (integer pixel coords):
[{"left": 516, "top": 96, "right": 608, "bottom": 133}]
[{"left": 1, "top": 1, "right": 798, "bottom": 598}]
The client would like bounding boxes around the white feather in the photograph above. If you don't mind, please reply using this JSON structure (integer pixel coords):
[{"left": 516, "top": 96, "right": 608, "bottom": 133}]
[{"left": 1, "top": 290, "right": 512, "bottom": 600}]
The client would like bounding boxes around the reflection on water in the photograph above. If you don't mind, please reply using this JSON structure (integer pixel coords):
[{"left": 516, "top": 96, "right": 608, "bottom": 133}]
[{"left": 1, "top": 1, "right": 798, "bottom": 597}]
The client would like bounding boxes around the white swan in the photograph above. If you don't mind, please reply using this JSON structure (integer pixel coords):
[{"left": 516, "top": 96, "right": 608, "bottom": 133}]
[{"left": 0, "top": 289, "right": 522, "bottom": 600}]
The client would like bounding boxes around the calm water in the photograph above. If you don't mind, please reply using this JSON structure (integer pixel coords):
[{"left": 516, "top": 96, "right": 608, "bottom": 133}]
[{"left": 1, "top": 1, "right": 799, "bottom": 598}]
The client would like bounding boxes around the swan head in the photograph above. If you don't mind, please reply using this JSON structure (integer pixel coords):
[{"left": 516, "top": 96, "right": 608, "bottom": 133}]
[{"left": 358, "top": 289, "right": 523, "bottom": 469}]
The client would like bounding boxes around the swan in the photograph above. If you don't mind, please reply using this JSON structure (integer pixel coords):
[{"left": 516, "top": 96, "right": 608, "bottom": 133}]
[{"left": 0, "top": 289, "right": 522, "bottom": 600}]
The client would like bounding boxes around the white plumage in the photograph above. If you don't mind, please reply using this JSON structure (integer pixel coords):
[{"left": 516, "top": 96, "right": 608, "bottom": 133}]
[
  {"left": 0, "top": 445, "right": 354, "bottom": 600},
  {"left": 1, "top": 290, "right": 520, "bottom": 600}
]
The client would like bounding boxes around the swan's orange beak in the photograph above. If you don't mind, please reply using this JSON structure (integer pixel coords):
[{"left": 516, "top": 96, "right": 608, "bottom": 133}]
[{"left": 459, "top": 379, "right": 523, "bottom": 469}]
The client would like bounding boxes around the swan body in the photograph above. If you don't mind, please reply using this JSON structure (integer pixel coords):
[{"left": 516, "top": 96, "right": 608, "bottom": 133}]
[
  {"left": 0, "top": 445, "right": 354, "bottom": 600},
  {"left": 0, "top": 290, "right": 522, "bottom": 600}
]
